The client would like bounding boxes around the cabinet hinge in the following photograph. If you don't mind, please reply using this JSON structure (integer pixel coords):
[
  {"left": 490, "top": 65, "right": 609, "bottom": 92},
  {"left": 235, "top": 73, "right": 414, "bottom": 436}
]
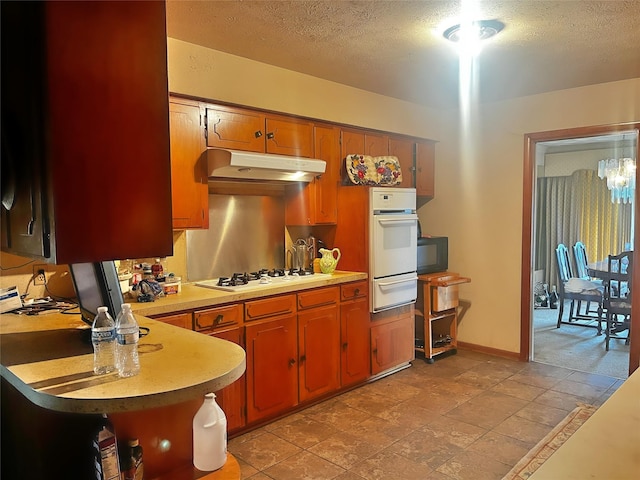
[{"left": 202, "top": 113, "right": 207, "bottom": 141}]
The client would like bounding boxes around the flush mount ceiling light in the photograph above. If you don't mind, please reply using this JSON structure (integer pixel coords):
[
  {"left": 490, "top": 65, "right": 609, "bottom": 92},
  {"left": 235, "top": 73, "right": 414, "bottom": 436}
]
[{"left": 443, "top": 19, "right": 504, "bottom": 43}]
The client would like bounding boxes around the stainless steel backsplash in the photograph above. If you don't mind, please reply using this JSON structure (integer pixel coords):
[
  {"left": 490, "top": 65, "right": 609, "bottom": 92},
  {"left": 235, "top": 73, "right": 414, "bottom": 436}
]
[{"left": 186, "top": 194, "right": 285, "bottom": 281}]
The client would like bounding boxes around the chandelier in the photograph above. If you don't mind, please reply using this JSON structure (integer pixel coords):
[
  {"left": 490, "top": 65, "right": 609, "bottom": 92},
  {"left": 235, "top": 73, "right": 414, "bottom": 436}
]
[{"left": 597, "top": 157, "right": 636, "bottom": 204}]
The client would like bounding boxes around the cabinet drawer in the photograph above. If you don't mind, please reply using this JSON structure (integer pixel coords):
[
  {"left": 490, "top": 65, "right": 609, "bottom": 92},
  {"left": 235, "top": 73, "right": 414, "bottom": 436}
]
[
  {"left": 194, "top": 304, "right": 243, "bottom": 332},
  {"left": 341, "top": 281, "right": 368, "bottom": 301},
  {"left": 152, "top": 312, "right": 192, "bottom": 330},
  {"left": 297, "top": 287, "right": 339, "bottom": 310},
  {"left": 245, "top": 294, "right": 296, "bottom": 322}
]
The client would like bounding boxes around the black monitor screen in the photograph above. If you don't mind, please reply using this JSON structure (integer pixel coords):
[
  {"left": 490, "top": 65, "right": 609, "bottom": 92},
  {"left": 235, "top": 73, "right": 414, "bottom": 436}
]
[{"left": 69, "top": 261, "right": 124, "bottom": 325}]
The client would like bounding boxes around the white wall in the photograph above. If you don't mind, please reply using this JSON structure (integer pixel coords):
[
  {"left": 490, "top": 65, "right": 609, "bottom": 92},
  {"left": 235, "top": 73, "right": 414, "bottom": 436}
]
[{"left": 168, "top": 37, "right": 640, "bottom": 354}]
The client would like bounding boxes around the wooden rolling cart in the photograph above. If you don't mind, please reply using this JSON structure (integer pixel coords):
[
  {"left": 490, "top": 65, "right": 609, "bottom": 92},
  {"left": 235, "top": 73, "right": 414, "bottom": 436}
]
[{"left": 415, "top": 272, "right": 471, "bottom": 363}]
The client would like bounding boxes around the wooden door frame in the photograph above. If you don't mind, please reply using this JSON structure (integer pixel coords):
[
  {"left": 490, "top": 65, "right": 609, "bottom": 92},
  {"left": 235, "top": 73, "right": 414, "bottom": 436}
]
[{"left": 520, "top": 122, "right": 640, "bottom": 375}]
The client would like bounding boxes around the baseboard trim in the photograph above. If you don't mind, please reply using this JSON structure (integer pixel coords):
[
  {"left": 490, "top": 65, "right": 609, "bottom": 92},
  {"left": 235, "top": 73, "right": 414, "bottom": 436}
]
[{"left": 457, "top": 341, "right": 521, "bottom": 361}]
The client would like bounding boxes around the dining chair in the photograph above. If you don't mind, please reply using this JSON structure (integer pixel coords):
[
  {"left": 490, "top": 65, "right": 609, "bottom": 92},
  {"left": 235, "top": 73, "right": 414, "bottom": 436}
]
[
  {"left": 573, "top": 241, "right": 602, "bottom": 316},
  {"left": 555, "top": 243, "right": 603, "bottom": 333},
  {"left": 603, "top": 250, "right": 632, "bottom": 351}
]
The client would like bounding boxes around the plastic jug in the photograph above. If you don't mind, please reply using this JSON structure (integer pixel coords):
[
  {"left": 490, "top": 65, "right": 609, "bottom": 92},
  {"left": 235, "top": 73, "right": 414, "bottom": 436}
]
[{"left": 193, "top": 393, "right": 227, "bottom": 471}]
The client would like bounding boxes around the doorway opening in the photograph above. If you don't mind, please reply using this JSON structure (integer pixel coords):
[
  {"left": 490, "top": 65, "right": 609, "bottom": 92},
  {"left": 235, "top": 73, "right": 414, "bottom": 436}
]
[{"left": 521, "top": 123, "right": 640, "bottom": 378}]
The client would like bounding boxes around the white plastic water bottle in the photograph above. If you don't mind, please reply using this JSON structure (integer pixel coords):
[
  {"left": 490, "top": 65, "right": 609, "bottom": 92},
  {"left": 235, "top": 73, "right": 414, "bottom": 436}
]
[
  {"left": 92, "top": 306, "right": 116, "bottom": 375},
  {"left": 115, "top": 303, "right": 140, "bottom": 378},
  {"left": 193, "top": 393, "right": 227, "bottom": 471}
]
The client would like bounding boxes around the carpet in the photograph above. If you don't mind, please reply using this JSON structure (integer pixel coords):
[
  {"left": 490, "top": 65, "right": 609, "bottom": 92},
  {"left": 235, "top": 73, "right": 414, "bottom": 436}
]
[
  {"left": 502, "top": 403, "right": 598, "bottom": 480},
  {"left": 533, "top": 302, "right": 629, "bottom": 379}
]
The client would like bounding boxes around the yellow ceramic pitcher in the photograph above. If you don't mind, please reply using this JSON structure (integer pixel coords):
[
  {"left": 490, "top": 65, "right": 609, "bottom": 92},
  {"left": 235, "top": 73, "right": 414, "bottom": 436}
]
[{"left": 318, "top": 248, "right": 341, "bottom": 274}]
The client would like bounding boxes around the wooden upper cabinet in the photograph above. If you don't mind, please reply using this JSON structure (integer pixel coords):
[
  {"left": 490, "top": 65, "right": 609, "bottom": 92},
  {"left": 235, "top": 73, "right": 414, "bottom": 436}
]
[
  {"left": 285, "top": 123, "right": 339, "bottom": 225},
  {"left": 1, "top": 1, "right": 173, "bottom": 263},
  {"left": 416, "top": 140, "right": 436, "bottom": 198},
  {"left": 205, "top": 105, "right": 265, "bottom": 152},
  {"left": 388, "top": 136, "right": 416, "bottom": 189},
  {"left": 169, "top": 100, "right": 209, "bottom": 230},
  {"left": 205, "top": 105, "right": 313, "bottom": 158},
  {"left": 265, "top": 116, "right": 314, "bottom": 158}
]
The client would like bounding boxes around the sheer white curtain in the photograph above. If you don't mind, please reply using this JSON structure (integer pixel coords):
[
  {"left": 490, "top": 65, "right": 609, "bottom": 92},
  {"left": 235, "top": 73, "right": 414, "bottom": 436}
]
[{"left": 535, "top": 169, "right": 633, "bottom": 289}]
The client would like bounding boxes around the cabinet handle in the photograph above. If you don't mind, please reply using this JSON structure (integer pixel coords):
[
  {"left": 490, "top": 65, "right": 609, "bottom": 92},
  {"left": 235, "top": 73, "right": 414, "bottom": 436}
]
[
  {"left": 299, "top": 355, "right": 306, "bottom": 363},
  {"left": 342, "top": 342, "right": 348, "bottom": 350},
  {"left": 266, "top": 132, "right": 274, "bottom": 140},
  {"left": 214, "top": 314, "right": 223, "bottom": 326},
  {"left": 255, "top": 130, "right": 263, "bottom": 138},
  {"left": 354, "top": 288, "right": 360, "bottom": 296},
  {"left": 288, "top": 358, "right": 296, "bottom": 367}
]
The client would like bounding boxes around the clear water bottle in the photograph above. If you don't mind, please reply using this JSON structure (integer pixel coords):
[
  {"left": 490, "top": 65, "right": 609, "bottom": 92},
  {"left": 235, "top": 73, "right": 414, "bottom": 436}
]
[
  {"left": 193, "top": 393, "right": 227, "bottom": 471},
  {"left": 115, "top": 303, "right": 140, "bottom": 378},
  {"left": 92, "top": 306, "right": 116, "bottom": 375}
]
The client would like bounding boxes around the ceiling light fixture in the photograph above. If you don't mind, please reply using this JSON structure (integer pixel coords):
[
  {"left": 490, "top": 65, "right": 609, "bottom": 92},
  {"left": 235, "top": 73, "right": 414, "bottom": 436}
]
[{"left": 443, "top": 19, "right": 504, "bottom": 43}]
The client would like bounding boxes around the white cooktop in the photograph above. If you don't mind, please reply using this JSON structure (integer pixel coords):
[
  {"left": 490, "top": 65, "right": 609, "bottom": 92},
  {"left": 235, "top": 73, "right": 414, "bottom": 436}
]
[{"left": 195, "top": 273, "right": 332, "bottom": 292}]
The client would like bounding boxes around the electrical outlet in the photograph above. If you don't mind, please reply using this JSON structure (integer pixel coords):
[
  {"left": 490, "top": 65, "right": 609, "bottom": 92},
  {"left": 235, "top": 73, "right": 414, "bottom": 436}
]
[{"left": 33, "top": 264, "right": 47, "bottom": 286}]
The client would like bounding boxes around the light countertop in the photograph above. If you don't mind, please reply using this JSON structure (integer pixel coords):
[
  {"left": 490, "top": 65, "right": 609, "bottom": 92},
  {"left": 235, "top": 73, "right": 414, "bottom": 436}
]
[
  {"left": 130, "top": 270, "right": 368, "bottom": 317},
  {"left": 0, "top": 312, "right": 246, "bottom": 414},
  {"left": 529, "top": 367, "right": 640, "bottom": 479}
]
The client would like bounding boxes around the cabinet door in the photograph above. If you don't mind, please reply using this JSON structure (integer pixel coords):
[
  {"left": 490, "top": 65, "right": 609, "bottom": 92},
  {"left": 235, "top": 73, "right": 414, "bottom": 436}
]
[
  {"left": 151, "top": 312, "right": 192, "bottom": 330},
  {"left": 298, "top": 304, "right": 341, "bottom": 402},
  {"left": 265, "top": 116, "right": 314, "bottom": 158},
  {"left": 211, "top": 326, "right": 246, "bottom": 432},
  {"left": 284, "top": 124, "right": 339, "bottom": 225},
  {"left": 370, "top": 312, "right": 415, "bottom": 375},
  {"left": 245, "top": 315, "right": 298, "bottom": 423},
  {"left": 169, "top": 101, "right": 208, "bottom": 229},
  {"left": 416, "top": 140, "right": 435, "bottom": 198},
  {"left": 389, "top": 136, "right": 415, "bottom": 189},
  {"left": 1, "top": 1, "right": 173, "bottom": 263},
  {"left": 340, "top": 296, "right": 370, "bottom": 387},
  {"left": 205, "top": 105, "right": 265, "bottom": 152}
]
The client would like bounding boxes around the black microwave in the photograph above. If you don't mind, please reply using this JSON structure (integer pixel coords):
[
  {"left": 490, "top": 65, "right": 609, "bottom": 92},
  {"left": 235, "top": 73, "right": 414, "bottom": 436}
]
[{"left": 417, "top": 236, "right": 448, "bottom": 274}]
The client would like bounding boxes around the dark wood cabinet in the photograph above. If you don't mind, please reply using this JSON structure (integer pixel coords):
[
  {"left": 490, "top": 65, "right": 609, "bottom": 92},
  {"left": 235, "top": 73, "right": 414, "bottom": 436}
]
[
  {"left": 285, "top": 123, "right": 339, "bottom": 225},
  {"left": 169, "top": 100, "right": 209, "bottom": 230},
  {"left": 340, "top": 282, "right": 371, "bottom": 387},
  {"left": 211, "top": 326, "right": 246, "bottom": 432},
  {"left": 0, "top": 1, "right": 173, "bottom": 264},
  {"left": 370, "top": 306, "right": 415, "bottom": 375},
  {"left": 205, "top": 105, "right": 314, "bottom": 158},
  {"left": 416, "top": 140, "right": 436, "bottom": 198},
  {"left": 388, "top": 136, "right": 416, "bottom": 189},
  {"left": 297, "top": 287, "right": 341, "bottom": 402},
  {"left": 245, "top": 315, "right": 299, "bottom": 423}
]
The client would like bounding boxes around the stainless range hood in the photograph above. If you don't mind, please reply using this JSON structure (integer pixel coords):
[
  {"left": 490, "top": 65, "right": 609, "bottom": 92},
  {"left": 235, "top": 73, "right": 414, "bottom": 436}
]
[{"left": 207, "top": 148, "right": 326, "bottom": 182}]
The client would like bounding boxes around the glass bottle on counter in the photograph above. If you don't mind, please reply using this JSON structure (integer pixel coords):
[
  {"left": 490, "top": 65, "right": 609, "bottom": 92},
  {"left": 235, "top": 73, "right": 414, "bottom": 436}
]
[
  {"left": 92, "top": 306, "right": 116, "bottom": 374},
  {"left": 152, "top": 258, "right": 164, "bottom": 280},
  {"left": 115, "top": 303, "right": 140, "bottom": 377}
]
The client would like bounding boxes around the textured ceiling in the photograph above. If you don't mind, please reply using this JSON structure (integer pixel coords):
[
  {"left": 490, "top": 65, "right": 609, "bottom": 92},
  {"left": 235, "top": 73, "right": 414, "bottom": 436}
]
[{"left": 166, "top": 1, "right": 640, "bottom": 109}]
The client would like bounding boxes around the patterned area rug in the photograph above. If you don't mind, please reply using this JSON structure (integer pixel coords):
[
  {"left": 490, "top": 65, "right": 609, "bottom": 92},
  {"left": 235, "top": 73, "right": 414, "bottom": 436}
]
[{"left": 502, "top": 403, "right": 598, "bottom": 479}]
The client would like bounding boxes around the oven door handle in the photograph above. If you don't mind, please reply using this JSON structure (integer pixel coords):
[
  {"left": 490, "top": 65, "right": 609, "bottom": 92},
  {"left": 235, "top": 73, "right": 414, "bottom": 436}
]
[
  {"left": 378, "top": 276, "right": 418, "bottom": 287},
  {"left": 377, "top": 218, "right": 417, "bottom": 226}
]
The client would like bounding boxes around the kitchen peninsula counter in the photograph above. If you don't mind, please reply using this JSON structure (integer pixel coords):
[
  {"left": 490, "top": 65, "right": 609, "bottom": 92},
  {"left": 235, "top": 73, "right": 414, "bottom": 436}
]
[
  {"left": 0, "top": 312, "right": 246, "bottom": 413},
  {"left": 131, "top": 270, "right": 368, "bottom": 317},
  {"left": 1, "top": 311, "right": 246, "bottom": 479}
]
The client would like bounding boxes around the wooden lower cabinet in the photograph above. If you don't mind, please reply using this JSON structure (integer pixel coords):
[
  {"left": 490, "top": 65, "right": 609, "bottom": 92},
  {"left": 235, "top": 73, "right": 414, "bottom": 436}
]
[
  {"left": 150, "top": 311, "right": 191, "bottom": 329},
  {"left": 211, "top": 326, "right": 246, "bottom": 432},
  {"left": 245, "top": 315, "right": 298, "bottom": 423},
  {"left": 297, "top": 288, "right": 341, "bottom": 402},
  {"left": 340, "top": 295, "right": 370, "bottom": 387},
  {"left": 370, "top": 306, "right": 415, "bottom": 375}
]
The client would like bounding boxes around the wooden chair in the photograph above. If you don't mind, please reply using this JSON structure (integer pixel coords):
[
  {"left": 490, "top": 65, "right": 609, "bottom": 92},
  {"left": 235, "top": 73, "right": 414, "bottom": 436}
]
[
  {"left": 573, "top": 241, "right": 601, "bottom": 316},
  {"left": 603, "top": 251, "right": 632, "bottom": 351},
  {"left": 555, "top": 243, "right": 603, "bottom": 333}
]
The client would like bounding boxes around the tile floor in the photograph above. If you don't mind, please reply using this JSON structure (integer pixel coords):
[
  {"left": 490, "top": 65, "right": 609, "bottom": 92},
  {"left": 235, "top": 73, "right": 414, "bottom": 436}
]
[{"left": 228, "top": 349, "right": 624, "bottom": 480}]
